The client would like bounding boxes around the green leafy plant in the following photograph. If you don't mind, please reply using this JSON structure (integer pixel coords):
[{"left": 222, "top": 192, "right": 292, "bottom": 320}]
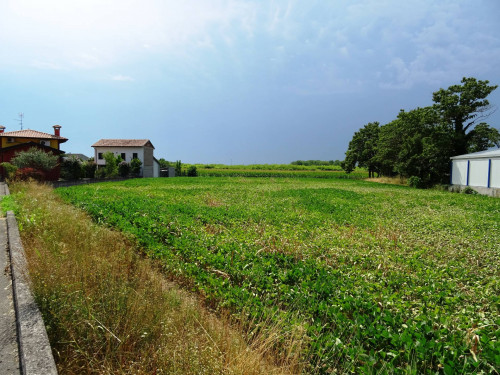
[
  {"left": 187, "top": 165, "right": 197, "bottom": 177},
  {"left": 56, "top": 177, "right": 500, "bottom": 373},
  {"left": 103, "top": 152, "right": 119, "bottom": 178},
  {"left": 61, "top": 156, "right": 83, "bottom": 180},
  {"left": 11, "top": 147, "right": 59, "bottom": 173},
  {"left": 0, "top": 162, "right": 18, "bottom": 180},
  {"left": 130, "top": 158, "right": 142, "bottom": 176},
  {"left": 118, "top": 161, "right": 131, "bottom": 177}
]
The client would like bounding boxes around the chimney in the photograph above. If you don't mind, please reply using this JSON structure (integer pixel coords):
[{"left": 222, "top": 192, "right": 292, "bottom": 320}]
[
  {"left": 0, "top": 125, "right": 4, "bottom": 133},
  {"left": 53, "top": 125, "right": 61, "bottom": 137}
]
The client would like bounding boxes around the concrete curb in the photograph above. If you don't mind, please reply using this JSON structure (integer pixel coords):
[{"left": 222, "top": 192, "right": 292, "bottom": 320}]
[{"left": 7, "top": 210, "right": 58, "bottom": 375}]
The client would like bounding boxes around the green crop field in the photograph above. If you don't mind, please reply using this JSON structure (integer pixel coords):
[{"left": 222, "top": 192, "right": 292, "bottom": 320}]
[{"left": 56, "top": 177, "right": 499, "bottom": 374}]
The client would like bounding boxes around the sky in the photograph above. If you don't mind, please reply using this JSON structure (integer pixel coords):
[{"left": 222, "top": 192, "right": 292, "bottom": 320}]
[{"left": 1, "top": 0, "right": 500, "bottom": 164}]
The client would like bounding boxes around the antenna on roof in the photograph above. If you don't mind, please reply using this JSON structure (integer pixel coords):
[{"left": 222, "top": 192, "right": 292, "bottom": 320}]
[{"left": 14, "top": 112, "right": 24, "bottom": 130}]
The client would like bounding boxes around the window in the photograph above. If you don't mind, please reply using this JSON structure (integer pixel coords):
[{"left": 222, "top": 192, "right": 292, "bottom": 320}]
[
  {"left": 7, "top": 137, "right": 14, "bottom": 143},
  {"left": 98, "top": 153, "right": 103, "bottom": 160},
  {"left": 121, "top": 153, "right": 126, "bottom": 161},
  {"left": 40, "top": 140, "right": 49, "bottom": 146},
  {"left": 133, "top": 153, "right": 138, "bottom": 159}
]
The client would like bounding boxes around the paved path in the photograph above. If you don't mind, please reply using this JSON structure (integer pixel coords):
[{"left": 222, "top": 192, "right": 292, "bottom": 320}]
[{"left": 0, "top": 207, "right": 21, "bottom": 374}]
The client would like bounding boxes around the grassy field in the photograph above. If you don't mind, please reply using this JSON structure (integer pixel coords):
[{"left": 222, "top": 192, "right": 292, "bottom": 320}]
[
  {"left": 7, "top": 182, "right": 302, "bottom": 374},
  {"left": 55, "top": 177, "right": 499, "bottom": 374}
]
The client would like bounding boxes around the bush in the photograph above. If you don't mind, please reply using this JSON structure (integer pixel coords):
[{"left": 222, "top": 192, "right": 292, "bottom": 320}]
[
  {"left": 118, "top": 161, "right": 131, "bottom": 177},
  {"left": 11, "top": 148, "right": 59, "bottom": 171},
  {"left": 95, "top": 168, "right": 107, "bottom": 179},
  {"left": 15, "top": 167, "right": 45, "bottom": 181},
  {"left": 61, "top": 157, "right": 83, "bottom": 180},
  {"left": 187, "top": 165, "right": 198, "bottom": 177},
  {"left": 0, "top": 162, "right": 18, "bottom": 180},
  {"left": 462, "top": 187, "right": 478, "bottom": 195},
  {"left": 130, "top": 158, "right": 142, "bottom": 176},
  {"left": 103, "top": 152, "right": 119, "bottom": 178},
  {"left": 175, "top": 160, "right": 182, "bottom": 176},
  {"left": 408, "top": 176, "right": 425, "bottom": 189},
  {"left": 82, "top": 161, "right": 97, "bottom": 178}
]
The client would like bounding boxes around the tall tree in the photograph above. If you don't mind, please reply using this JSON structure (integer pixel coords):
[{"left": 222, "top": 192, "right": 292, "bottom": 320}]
[
  {"left": 466, "top": 123, "right": 500, "bottom": 153},
  {"left": 342, "top": 122, "right": 380, "bottom": 177},
  {"left": 432, "top": 77, "right": 498, "bottom": 155}
]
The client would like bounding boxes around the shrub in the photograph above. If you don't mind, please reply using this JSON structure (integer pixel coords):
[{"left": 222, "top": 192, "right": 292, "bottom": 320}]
[
  {"left": 82, "top": 161, "right": 97, "bottom": 178},
  {"left": 11, "top": 147, "right": 59, "bottom": 172},
  {"left": 103, "top": 152, "right": 119, "bottom": 178},
  {"left": 187, "top": 165, "right": 198, "bottom": 177},
  {"left": 0, "top": 162, "right": 18, "bottom": 180},
  {"left": 408, "top": 176, "right": 425, "bottom": 189},
  {"left": 130, "top": 158, "right": 142, "bottom": 176},
  {"left": 462, "top": 186, "right": 478, "bottom": 195},
  {"left": 15, "top": 167, "right": 45, "bottom": 181},
  {"left": 118, "top": 161, "right": 131, "bottom": 177},
  {"left": 95, "top": 168, "right": 106, "bottom": 179},
  {"left": 61, "top": 157, "right": 83, "bottom": 180},
  {"left": 175, "top": 160, "right": 182, "bottom": 176}
]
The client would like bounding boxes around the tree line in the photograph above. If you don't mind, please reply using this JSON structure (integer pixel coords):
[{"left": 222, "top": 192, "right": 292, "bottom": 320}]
[{"left": 341, "top": 77, "right": 500, "bottom": 186}]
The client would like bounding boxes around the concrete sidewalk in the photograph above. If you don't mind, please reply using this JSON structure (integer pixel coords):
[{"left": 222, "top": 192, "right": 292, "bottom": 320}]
[{"left": 0, "top": 185, "right": 20, "bottom": 374}]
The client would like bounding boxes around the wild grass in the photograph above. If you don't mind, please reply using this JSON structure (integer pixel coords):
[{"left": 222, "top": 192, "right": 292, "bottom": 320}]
[
  {"left": 8, "top": 181, "right": 304, "bottom": 374},
  {"left": 364, "top": 176, "right": 408, "bottom": 185}
]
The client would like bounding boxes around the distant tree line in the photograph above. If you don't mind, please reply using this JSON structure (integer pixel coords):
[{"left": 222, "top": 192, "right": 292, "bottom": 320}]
[
  {"left": 342, "top": 77, "right": 500, "bottom": 186},
  {"left": 291, "top": 160, "right": 342, "bottom": 166}
]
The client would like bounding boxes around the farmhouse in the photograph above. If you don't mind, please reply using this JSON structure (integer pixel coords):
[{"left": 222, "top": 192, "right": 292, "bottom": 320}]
[
  {"left": 92, "top": 139, "right": 160, "bottom": 178},
  {"left": 450, "top": 149, "right": 500, "bottom": 197},
  {"left": 0, "top": 125, "right": 67, "bottom": 180}
]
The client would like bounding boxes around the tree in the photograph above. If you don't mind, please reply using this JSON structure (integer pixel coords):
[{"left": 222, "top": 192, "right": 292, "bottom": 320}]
[
  {"left": 466, "top": 123, "right": 500, "bottom": 153},
  {"left": 175, "top": 160, "right": 182, "bottom": 176},
  {"left": 118, "top": 161, "right": 131, "bottom": 177},
  {"left": 342, "top": 122, "right": 380, "bottom": 177},
  {"left": 392, "top": 107, "right": 453, "bottom": 185},
  {"left": 130, "top": 158, "right": 142, "bottom": 176},
  {"left": 103, "top": 152, "right": 119, "bottom": 177},
  {"left": 187, "top": 165, "right": 198, "bottom": 177},
  {"left": 82, "top": 161, "right": 97, "bottom": 178},
  {"left": 432, "top": 77, "right": 498, "bottom": 155},
  {"left": 61, "top": 156, "right": 83, "bottom": 180},
  {"left": 158, "top": 158, "right": 171, "bottom": 168}
]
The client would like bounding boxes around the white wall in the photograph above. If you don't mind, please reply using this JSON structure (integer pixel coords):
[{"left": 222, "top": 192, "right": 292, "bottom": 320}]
[
  {"left": 491, "top": 159, "right": 500, "bottom": 188},
  {"left": 469, "top": 160, "right": 489, "bottom": 187},
  {"left": 94, "top": 146, "right": 145, "bottom": 176},
  {"left": 451, "top": 160, "right": 468, "bottom": 185}
]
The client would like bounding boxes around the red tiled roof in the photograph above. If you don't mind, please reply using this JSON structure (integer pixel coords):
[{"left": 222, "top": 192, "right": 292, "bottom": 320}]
[
  {"left": 92, "top": 139, "right": 155, "bottom": 148},
  {"left": 0, "top": 129, "right": 68, "bottom": 142}
]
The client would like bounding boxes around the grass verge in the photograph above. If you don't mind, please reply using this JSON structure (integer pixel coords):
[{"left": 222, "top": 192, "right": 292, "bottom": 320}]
[{"left": 8, "top": 181, "right": 304, "bottom": 374}]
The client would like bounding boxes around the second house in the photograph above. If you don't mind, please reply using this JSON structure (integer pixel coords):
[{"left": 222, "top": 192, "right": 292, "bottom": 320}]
[{"left": 92, "top": 139, "right": 160, "bottom": 178}]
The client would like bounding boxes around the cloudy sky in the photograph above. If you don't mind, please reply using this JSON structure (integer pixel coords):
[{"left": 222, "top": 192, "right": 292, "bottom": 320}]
[{"left": 1, "top": 0, "right": 499, "bottom": 163}]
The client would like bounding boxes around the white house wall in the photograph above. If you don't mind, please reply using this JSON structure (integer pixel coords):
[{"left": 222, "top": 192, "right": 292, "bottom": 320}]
[
  {"left": 468, "top": 160, "right": 489, "bottom": 187},
  {"left": 491, "top": 159, "right": 500, "bottom": 188},
  {"left": 451, "top": 160, "right": 468, "bottom": 185},
  {"left": 94, "top": 147, "right": 145, "bottom": 166}
]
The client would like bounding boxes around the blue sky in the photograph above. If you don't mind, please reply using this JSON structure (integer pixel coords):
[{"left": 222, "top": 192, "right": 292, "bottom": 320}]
[{"left": 1, "top": 0, "right": 499, "bottom": 164}]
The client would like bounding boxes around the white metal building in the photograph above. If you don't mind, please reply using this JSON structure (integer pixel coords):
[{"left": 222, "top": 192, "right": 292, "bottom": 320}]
[{"left": 450, "top": 149, "right": 500, "bottom": 196}]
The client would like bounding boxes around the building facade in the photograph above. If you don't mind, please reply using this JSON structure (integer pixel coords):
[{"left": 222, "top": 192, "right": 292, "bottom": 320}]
[
  {"left": 92, "top": 139, "right": 160, "bottom": 178},
  {"left": 0, "top": 125, "right": 67, "bottom": 180},
  {"left": 450, "top": 149, "right": 500, "bottom": 197}
]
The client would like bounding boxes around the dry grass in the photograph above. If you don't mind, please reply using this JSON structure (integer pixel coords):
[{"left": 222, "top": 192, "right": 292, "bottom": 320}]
[
  {"left": 9, "top": 182, "right": 304, "bottom": 374},
  {"left": 364, "top": 176, "right": 407, "bottom": 185}
]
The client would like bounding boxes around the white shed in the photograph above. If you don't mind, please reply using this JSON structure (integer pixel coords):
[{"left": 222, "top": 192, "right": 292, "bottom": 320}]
[{"left": 450, "top": 149, "right": 500, "bottom": 196}]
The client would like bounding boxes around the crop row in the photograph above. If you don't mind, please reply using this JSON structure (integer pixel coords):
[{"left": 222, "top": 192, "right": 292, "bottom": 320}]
[
  {"left": 196, "top": 168, "right": 368, "bottom": 179},
  {"left": 56, "top": 178, "right": 500, "bottom": 374}
]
